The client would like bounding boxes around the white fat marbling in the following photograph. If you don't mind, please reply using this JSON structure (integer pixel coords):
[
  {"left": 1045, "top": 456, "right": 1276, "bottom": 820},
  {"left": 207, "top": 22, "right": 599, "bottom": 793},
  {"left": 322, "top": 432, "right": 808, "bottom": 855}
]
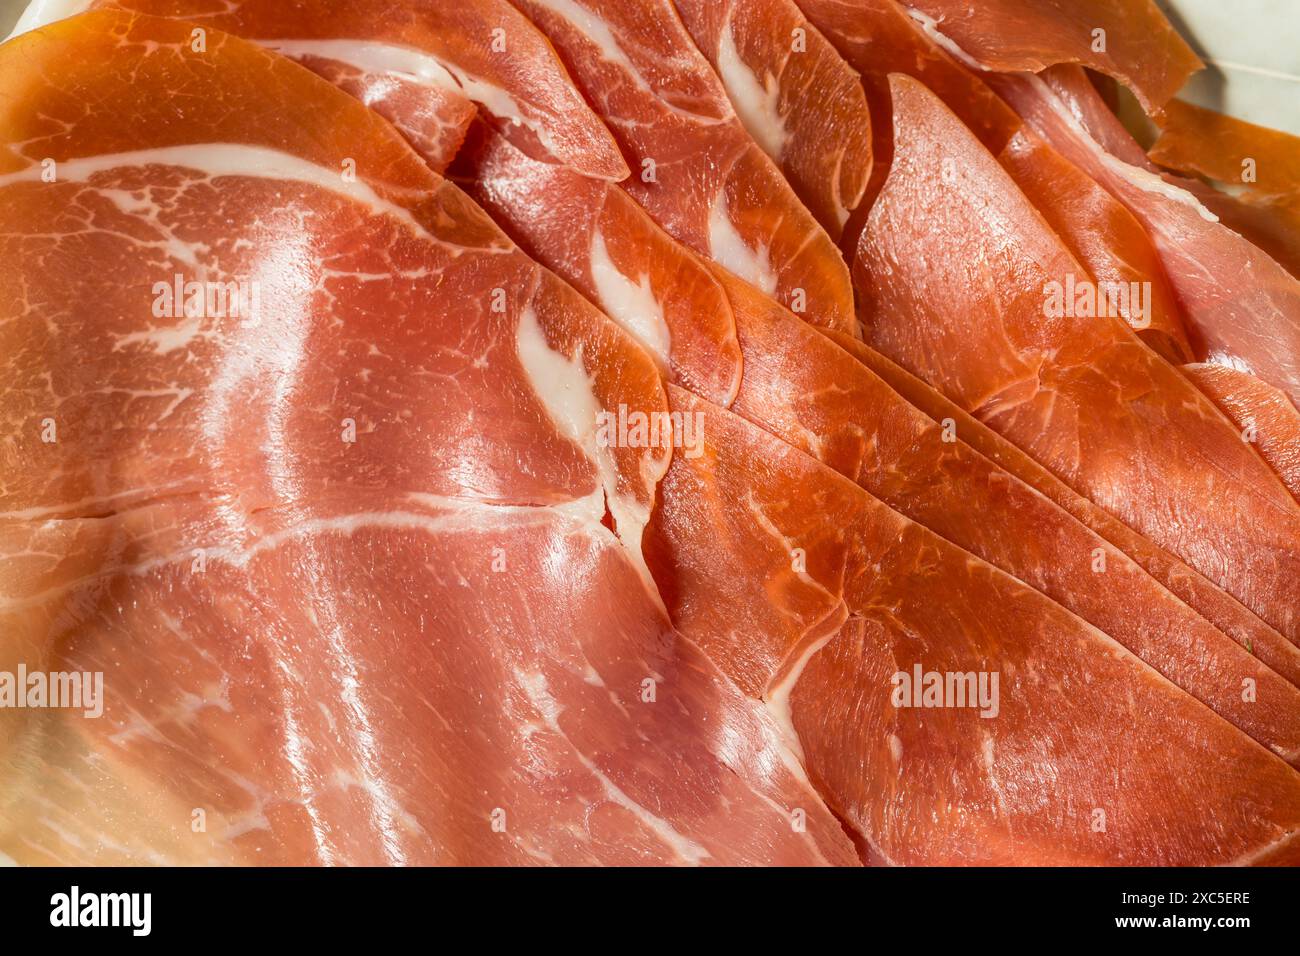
[
  {"left": 715, "top": 21, "right": 788, "bottom": 160},
  {"left": 589, "top": 229, "right": 671, "bottom": 367},
  {"left": 707, "top": 192, "right": 778, "bottom": 295}
]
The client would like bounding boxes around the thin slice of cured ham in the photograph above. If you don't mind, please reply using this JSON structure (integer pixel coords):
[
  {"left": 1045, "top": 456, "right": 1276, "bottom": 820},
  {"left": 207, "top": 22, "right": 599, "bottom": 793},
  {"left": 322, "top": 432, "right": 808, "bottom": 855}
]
[
  {"left": 28, "top": 0, "right": 630, "bottom": 180},
  {"left": 1183, "top": 364, "right": 1300, "bottom": 505},
  {"left": 1151, "top": 98, "right": 1300, "bottom": 194},
  {"left": 1149, "top": 98, "right": 1300, "bottom": 279},
  {"left": 902, "top": 0, "right": 1202, "bottom": 112},
  {"left": 268, "top": 54, "right": 477, "bottom": 174},
  {"left": 988, "top": 65, "right": 1300, "bottom": 406},
  {"left": 994, "top": 128, "right": 1189, "bottom": 363},
  {"left": 451, "top": 123, "right": 744, "bottom": 406},
  {"left": 829, "top": 333, "right": 1300, "bottom": 689},
  {"left": 0, "top": 10, "right": 856, "bottom": 866},
  {"left": 511, "top": 0, "right": 857, "bottom": 335},
  {"left": 717, "top": 271, "right": 1300, "bottom": 759},
  {"left": 670, "top": 0, "right": 872, "bottom": 238},
  {"left": 454, "top": 122, "right": 1300, "bottom": 760},
  {"left": 794, "top": 0, "right": 1191, "bottom": 361},
  {"left": 648, "top": 385, "right": 1300, "bottom": 866},
  {"left": 855, "top": 74, "right": 1300, "bottom": 644}
]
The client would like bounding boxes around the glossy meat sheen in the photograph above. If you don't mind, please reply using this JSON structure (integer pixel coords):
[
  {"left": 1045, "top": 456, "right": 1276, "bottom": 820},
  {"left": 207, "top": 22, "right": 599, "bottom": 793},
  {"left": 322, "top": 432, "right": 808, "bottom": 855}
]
[
  {"left": 1151, "top": 98, "right": 1300, "bottom": 194},
  {"left": 512, "top": 0, "right": 856, "bottom": 334},
  {"left": 649, "top": 385, "right": 1300, "bottom": 866},
  {"left": 79, "top": 0, "right": 629, "bottom": 179},
  {"left": 831, "top": 333, "right": 1300, "bottom": 690},
  {"left": 1150, "top": 98, "right": 1300, "bottom": 279},
  {"left": 991, "top": 67, "right": 1300, "bottom": 407},
  {"left": 452, "top": 123, "right": 744, "bottom": 406},
  {"left": 856, "top": 75, "right": 1300, "bottom": 644},
  {"left": 996, "top": 129, "right": 1189, "bottom": 364},
  {"left": 718, "top": 272, "right": 1300, "bottom": 762},
  {"left": 296, "top": 55, "right": 477, "bottom": 173},
  {"left": 672, "top": 0, "right": 872, "bottom": 237},
  {"left": 902, "top": 0, "right": 1201, "bottom": 112},
  {"left": 450, "top": 108, "right": 1300, "bottom": 757},
  {"left": 1184, "top": 364, "right": 1300, "bottom": 505},
  {"left": 0, "top": 11, "right": 856, "bottom": 866},
  {"left": 794, "top": 0, "right": 1188, "bottom": 357}
]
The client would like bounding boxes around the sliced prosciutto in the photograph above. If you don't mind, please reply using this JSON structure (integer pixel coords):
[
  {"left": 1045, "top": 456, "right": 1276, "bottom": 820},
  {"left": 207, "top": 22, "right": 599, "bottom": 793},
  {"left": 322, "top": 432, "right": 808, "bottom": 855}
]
[
  {"left": 511, "top": 0, "right": 857, "bottom": 335},
  {"left": 649, "top": 385, "right": 1300, "bottom": 866},
  {"left": 831, "top": 334, "right": 1300, "bottom": 689},
  {"left": 0, "top": 10, "right": 856, "bottom": 866},
  {"left": 795, "top": 0, "right": 1191, "bottom": 362},
  {"left": 1183, "top": 364, "right": 1300, "bottom": 505},
  {"left": 1149, "top": 98, "right": 1300, "bottom": 279},
  {"left": 36, "top": 0, "right": 630, "bottom": 179},
  {"left": 670, "top": 0, "right": 872, "bottom": 238},
  {"left": 988, "top": 66, "right": 1300, "bottom": 407},
  {"left": 903, "top": 0, "right": 1201, "bottom": 112},
  {"left": 854, "top": 74, "right": 1300, "bottom": 644},
  {"left": 455, "top": 120, "right": 1300, "bottom": 759},
  {"left": 452, "top": 124, "right": 744, "bottom": 406}
]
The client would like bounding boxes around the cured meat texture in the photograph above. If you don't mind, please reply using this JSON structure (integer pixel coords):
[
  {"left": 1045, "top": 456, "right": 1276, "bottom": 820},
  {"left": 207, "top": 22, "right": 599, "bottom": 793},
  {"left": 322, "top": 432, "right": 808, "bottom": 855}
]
[
  {"left": 903, "top": 0, "right": 1201, "bottom": 112},
  {"left": 670, "top": 0, "right": 872, "bottom": 237},
  {"left": 49, "top": 0, "right": 630, "bottom": 179},
  {"left": 451, "top": 123, "right": 744, "bottom": 406},
  {"left": 988, "top": 66, "right": 1300, "bottom": 408},
  {"left": 1183, "top": 364, "right": 1300, "bottom": 505},
  {"left": 3, "top": 0, "right": 1300, "bottom": 869},
  {"left": 831, "top": 336, "right": 1300, "bottom": 689},
  {"left": 0, "top": 10, "right": 855, "bottom": 866},
  {"left": 795, "top": 0, "right": 1191, "bottom": 363},
  {"left": 647, "top": 386, "right": 1300, "bottom": 866},
  {"left": 854, "top": 73, "right": 1300, "bottom": 643},
  {"left": 456, "top": 108, "right": 1300, "bottom": 765},
  {"left": 1149, "top": 97, "right": 1300, "bottom": 279},
  {"left": 512, "top": 0, "right": 857, "bottom": 335}
]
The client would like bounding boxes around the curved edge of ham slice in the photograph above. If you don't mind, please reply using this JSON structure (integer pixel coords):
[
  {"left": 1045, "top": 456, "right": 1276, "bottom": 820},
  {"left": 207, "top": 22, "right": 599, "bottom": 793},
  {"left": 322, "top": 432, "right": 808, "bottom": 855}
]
[
  {"left": 1149, "top": 97, "right": 1300, "bottom": 279},
  {"left": 652, "top": 384, "right": 1300, "bottom": 866},
  {"left": 902, "top": 0, "right": 1202, "bottom": 114},
  {"left": 672, "top": 0, "right": 872, "bottom": 238},
  {"left": 855, "top": 71, "right": 1300, "bottom": 643},
  {"left": 65, "top": 0, "right": 633, "bottom": 181},
  {"left": 513, "top": 0, "right": 858, "bottom": 336},
  {"left": 1183, "top": 363, "right": 1300, "bottom": 505}
]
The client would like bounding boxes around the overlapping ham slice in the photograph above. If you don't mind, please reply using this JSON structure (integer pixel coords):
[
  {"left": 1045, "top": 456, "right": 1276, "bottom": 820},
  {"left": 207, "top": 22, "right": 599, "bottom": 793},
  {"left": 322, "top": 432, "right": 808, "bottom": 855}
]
[
  {"left": 795, "top": 0, "right": 1192, "bottom": 363},
  {"left": 28, "top": 0, "right": 629, "bottom": 179},
  {"left": 649, "top": 386, "right": 1300, "bottom": 865},
  {"left": 988, "top": 65, "right": 1300, "bottom": 406},
  {"left": 670, "top": 0, "right": 872, "bottom": 238},
  {"left": 1149, "top": 98, "right": 1300, "bottom": 279},
  {"left": 1183, "top": 365, "right": 1300, "bottom": 505},
  {"left": 854, "top": 74, "right": 1300, "bottom": 644},
  {"left": 454, "top": 121, "right": 1300, "bottom": 761},
  {"left": 902, "top": 0, "right": 1201, "bottom": 112},
  {"left": 1151, "top": 98, "right": 1300, "bottom": 194},
  {"left": 511, "top": 0, "right": 856, "bottom": 335},
  {"left": 833, "top": 337, "right": 1300, "bottom": 688},
  {"left": 451, "top": 124, "right": 744, "bottom": 406},
  {"left": 0, "top": 10, "right": 857, "bottom": 866}
]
